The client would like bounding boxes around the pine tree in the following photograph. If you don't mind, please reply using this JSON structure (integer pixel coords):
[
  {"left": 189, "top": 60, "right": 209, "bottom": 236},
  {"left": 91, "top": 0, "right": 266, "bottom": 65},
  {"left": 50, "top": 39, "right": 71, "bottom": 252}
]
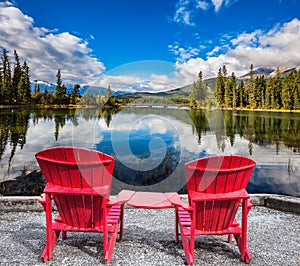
[
  {"left": 281, "top": 72, "right": 294, "bottom": 110},
  {"left": 260, "top": 75, "right": 266, "bottom": 108},
  {"left": 105, "top": 85, "right": 112, "bottom": 99},
  {"left": 191, "top": 71, "right": 208, "bottom": 107},
  {"left": 292, "top": 70, "right": 300, "bottom": 109},
  {"left": 71, "top": 84, "right": 80, "bottom": 104},
  {"left": 11, "top": 50, "right": 22, "bottom": 103},
  {"left": 22, "top": 61, "right": 31, "bottom": 102},
  {"left": 17, "top": 61, "right": 31, "bottom": 102},
  {"left": 55, "top": 69, "right": 66, "bottom": 104},
  {"left": 197, "top": 71, "right": 208, "bottom": 106},
  {"left": 265, "top": 77, "right": 275, "bottom": 109},
  {"left": 236, "top": 80, "right": 245, "bottom": 107},
  {"left": 244, "top": 64, "right": 255, "bottom": 108},
  {"left": 17, "top": 74, "right": 24, "bottom": 102},
  {"left": 191, "top": 81, "right": 196, "bottom": 99},
  {"left": 222, "top": 65, "right": 228, "bottom": 78},
  {"left": 215, "top": 67, "right": 225, "bottom": 107},
  {"left": 273, "top": 67, "right": 283, "bottom": 109},
  {"left": 253, "top": 76, "right": 266, "bottom": 108},
  {"left": 224, "top": 72, "right": 236, "bottom": 108},
  {"left": 33, "top": 83, "right": 38, "bottom": 94},
  {"left": 1, "top": 48, "right": 12, "bottom": 104},
  {"left": 0, "top": 70, "right": 2, "bottom": 104}
]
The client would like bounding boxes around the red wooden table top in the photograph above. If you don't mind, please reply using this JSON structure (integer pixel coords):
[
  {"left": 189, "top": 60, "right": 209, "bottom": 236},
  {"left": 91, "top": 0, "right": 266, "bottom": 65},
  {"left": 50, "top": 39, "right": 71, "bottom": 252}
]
[{"left": 115, "top": 190, "right": 181, "bottom": 209}]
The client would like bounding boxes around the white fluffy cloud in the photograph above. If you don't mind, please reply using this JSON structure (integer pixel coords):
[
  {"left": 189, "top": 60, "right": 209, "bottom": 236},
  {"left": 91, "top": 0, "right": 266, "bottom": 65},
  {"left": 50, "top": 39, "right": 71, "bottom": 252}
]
[
  {"left": 99, "top": 73, "right": 183, "bottom": 93},
  {"left": 103, "top": 18, "right": 300, "bottom": 92},
  {"left": 173, "top": 1, "right": 196, "bottom": 26},
  {"left": 0, "top": 2, "right": 185, "bottom": 92},
  {"left": 168, "top": 43, "right": 200, "bottom": 62},
  {"left": 0, "top": 1, "right": 105, "bottom": 85},
  {"left": 173, "top": 0, "right": 236, "bottom": 26},
  {"left": 197, "top": 1, "right": 209, "bottom": 10},
  {"left": 174, "top": 18, "right": 300, "bottom": 83}
]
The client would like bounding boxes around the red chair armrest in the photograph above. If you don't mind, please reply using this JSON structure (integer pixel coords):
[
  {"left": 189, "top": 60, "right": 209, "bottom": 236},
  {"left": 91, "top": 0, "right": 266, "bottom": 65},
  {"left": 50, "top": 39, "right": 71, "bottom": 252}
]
[
  {"left": 190, "top": 189, "right": 250, "bottom": 202},
  {"left": 43, "top": 183, "right": 110, "bottom": 197},
  {"left": 165, "top": 193, "right": 193, "bottom": 211}
]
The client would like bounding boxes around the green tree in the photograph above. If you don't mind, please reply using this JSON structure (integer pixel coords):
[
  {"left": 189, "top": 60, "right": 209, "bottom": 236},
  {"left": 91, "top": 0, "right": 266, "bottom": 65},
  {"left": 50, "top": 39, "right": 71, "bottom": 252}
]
[
  {"left": 253, "top": 75, "right": 266, "bottom": 108},
  {"left": 282, "top": 72, "right": 294, "bottom": 110},
  {"left": 191, "top": 71, "right": 208, "bottom": 107},
  {"left": 198, "top": 71, "right": 208, "bottom": 106},
  {"left": 0, "top": 64, "right": 2, "bottom": 104},
  {"left": 11, "top": 50, "right": 22, "bottom": 104},
  {"left": 292, "top": 70, "right": 300, "bottom": 109},
  {"left": 236, "top": 80, "right": 246, "bottom": 107},
  {"left": 55, "top": 69, "right": 67, "bottom": 104},
  {"left": 71, "top": 83, "right": 80, "bottom": 104},
  {"left": 273, "top": 67, "right": 283, "bottom": 109},
  {"left": 265, "top": 77, "right": 275, "bottom": 109},
  {"left": 1, "top": 48, "right": 12, "bottom": 104},
  {"left": 105, "top": 85, "right": 115, "bottom": 106},
  {"left": 191, "top": 81, "right": 197, "bottom": 105},
  {"left": 215, "top": 67, "right": 225, "bottom": 107},
  {"left": 80, "top": 90, "right": 96, "bottom": 106},
  {"left": 17, "top": 61, "right": 31, "bottom": 103},
  {"left": 22, "top": 61, "right": 31, "bottom": 102},
  {"left": 244, "top": 64, "right": 255, "bottom": 108},
  {"left": 224, "top": 72, "right": 236, "bottom": 108},
  {"left": 105, "top": 85, "right": 112, "bottom": 99}
]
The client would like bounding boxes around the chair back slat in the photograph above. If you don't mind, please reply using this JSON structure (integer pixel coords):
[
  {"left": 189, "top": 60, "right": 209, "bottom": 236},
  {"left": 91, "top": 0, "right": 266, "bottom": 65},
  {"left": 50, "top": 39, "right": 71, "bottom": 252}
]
[
  {"left": 36, "top": 146, "right": 114, "bottom": 229},
  {"left": 185, "top": 155, "right": 255, "bottom": 232}
]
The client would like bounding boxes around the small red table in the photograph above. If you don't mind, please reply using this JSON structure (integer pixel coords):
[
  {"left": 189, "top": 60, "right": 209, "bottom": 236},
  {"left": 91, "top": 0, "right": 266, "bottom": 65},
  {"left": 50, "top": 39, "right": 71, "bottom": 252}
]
[
  {"left": 112, "top": 190, "right": 190, "bottom": 245},
  {"left": 114, "top": 190, "right": 185, "bottom": 209}
]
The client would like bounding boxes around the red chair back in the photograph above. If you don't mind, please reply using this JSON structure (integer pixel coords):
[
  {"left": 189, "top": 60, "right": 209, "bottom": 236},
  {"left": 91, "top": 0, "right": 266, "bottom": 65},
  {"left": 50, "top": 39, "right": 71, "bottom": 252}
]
[
  {"left": 36, "top": 146, "right": 114, "bottom": 228},
  {"left": 184, "top": 155, "right": 255, "bottom": 232}
]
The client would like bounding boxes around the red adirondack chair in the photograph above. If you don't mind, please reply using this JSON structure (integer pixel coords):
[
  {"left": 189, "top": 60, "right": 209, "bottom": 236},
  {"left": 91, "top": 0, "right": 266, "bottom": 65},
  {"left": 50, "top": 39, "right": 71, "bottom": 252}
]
[
  {"left": 36, "top": 146, "right": 123, "bottom": 263},
  {"left": 175, "top": 155, "right": 256, "bottom": 265}
]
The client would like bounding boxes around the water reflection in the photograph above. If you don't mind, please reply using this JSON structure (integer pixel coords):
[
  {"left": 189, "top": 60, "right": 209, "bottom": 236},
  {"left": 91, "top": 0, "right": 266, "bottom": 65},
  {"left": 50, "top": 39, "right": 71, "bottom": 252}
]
[{"left": 0, "top": 107, "right": 299, "bottom": 197}]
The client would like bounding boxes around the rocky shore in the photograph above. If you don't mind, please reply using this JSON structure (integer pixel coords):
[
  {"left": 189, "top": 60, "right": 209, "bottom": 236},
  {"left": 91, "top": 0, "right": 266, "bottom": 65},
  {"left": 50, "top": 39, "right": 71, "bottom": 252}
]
[{"left": 0, "top": 194, "right": 299, "bottom": 265}]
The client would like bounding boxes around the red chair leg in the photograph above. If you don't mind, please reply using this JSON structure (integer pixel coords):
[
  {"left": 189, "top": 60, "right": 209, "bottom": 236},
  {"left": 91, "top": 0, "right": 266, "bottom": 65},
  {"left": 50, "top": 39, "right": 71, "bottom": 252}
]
[
  {"left": 181, "top": 232, "right": 194, "bottom": 265},
  {"left": 118, "top": 204, "right": 124, "bottom": 242},
  {"left": 104, "top": 228, "right": 118, "bottom": 263},
  {"left": 175, "top": 207, "right": 179, "bottom": 243},
  {"left": 41, "top": 193, "right": 60, "bottom": 262},
  {"left": 62, "top": 231, "right": 67, "bottom": 240},
  {"left": 235, "top": 199, "right": 252, "bottom": 262},
  {"left": 41, "top": 230, "right": 60, "bottom": 262}
]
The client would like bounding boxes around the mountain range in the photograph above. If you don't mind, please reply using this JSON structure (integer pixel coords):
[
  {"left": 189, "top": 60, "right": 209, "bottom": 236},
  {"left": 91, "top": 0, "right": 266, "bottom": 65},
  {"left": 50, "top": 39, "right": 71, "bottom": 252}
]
[{"left": 239, "top": 66, "right": 298, "bottom": 79}]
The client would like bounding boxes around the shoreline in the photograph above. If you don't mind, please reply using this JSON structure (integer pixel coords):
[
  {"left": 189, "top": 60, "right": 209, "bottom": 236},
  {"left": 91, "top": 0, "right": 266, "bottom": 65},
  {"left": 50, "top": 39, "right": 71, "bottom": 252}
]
[
  {"left": 0, "top": 194, "right": 299, "bottom": 265},
  {"left": 1, "top": 103, "right": 300, "bottom": 113},
  {"left": 0, "top": 193, "right": 299, "bottom": 214},
  {"left": 1, "top": 205, "right": 299, "bottom": 265}
]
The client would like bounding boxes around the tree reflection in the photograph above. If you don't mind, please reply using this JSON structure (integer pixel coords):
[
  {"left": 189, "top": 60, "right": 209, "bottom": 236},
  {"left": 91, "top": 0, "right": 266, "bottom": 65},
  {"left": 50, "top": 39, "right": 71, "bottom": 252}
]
[
  {"left": 0, "top": 109, "right": 30, "bottom": 172},
  {"left": 0, "top": 107, "right": 299, "bottom": 180},
  {"left": 189, "top": 109, "right": 210, "bottom": 144},
  {"left": 188, "top": 109, "right": 300, "bottom": 154}
]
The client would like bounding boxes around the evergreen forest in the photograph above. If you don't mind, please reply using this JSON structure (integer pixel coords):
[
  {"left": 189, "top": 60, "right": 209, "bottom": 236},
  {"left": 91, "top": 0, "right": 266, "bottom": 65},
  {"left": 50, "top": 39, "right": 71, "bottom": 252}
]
[
  {"left": 191, "top": 64, "right": 300, "bottom": 110},
  {"left": 1, "top": 48, "right": 300, "bottom": 111}
]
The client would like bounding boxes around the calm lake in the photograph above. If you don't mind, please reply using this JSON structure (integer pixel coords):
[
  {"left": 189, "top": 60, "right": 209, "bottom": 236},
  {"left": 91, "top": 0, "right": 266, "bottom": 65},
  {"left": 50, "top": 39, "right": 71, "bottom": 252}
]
[{"left": 0, "top": 107, "right": 299, "bottom": 197}]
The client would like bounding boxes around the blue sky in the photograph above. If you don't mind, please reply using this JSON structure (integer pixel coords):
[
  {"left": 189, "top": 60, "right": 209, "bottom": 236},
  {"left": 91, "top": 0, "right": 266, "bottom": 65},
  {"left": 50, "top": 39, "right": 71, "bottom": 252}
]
[{"left": 0, "top": 0, "right": 300, "bottom": 92}]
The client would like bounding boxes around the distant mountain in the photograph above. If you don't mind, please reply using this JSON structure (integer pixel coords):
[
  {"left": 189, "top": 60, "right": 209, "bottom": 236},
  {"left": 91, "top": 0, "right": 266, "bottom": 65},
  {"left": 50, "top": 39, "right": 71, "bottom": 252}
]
[
  {"left": 30, "top": 80, "right": 125, "bottom": 96},
  {"left": 239, "top": 66, "right": 297, "bottom": 79},
  {"left": 31, "top": 79, "right": 56, "bottom": 93}
]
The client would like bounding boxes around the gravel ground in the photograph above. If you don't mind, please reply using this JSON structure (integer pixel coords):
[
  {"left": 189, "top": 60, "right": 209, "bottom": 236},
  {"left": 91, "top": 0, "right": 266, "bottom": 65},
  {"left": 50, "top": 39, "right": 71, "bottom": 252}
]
[{"left": 0, "top": 206, "right": 299, "bottom": 266}]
